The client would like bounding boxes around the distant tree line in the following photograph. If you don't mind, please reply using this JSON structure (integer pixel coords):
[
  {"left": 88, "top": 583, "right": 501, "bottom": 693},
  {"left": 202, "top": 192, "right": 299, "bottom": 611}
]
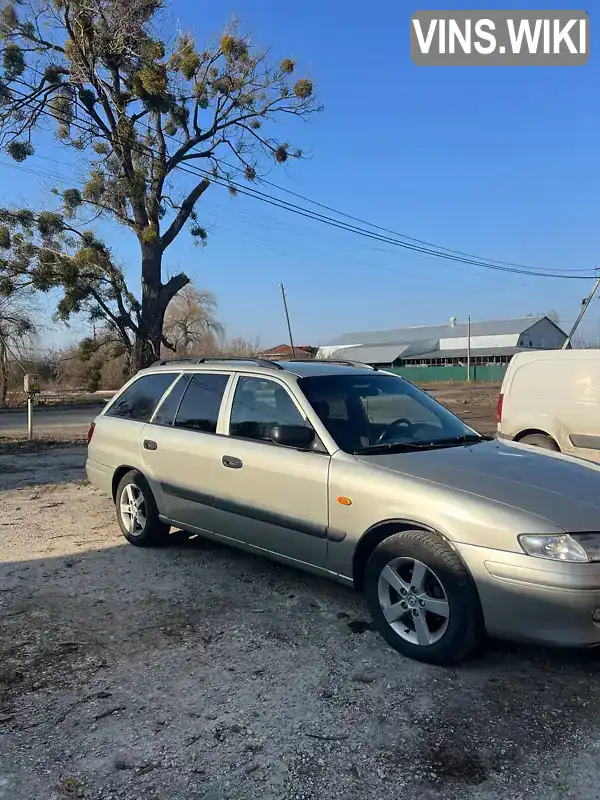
[{"left": 0, "top": 282, "right": 260, "bottom": 404}]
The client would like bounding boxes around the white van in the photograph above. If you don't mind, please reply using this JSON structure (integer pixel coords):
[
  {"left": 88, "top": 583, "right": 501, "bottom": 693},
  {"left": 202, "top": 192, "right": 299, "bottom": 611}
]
[{"left": 498, "top": 350, "right": 600, "bottom": 462}]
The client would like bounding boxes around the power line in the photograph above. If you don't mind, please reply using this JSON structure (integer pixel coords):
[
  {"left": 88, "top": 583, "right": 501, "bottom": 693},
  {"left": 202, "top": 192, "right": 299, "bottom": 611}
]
[
  {"left": 14, "top": 65, "right": 592, "bottom": 277},
  {"left": 19, "top": 64, "right": 585, "bottom": 276},
  {"left": 0, "top": 157, "right": 525, "bottom": 289},
  {"left": 4, "top": 155, "right": 569, "bottom": 291},
  {"left": 3, "top": 83, "right": 596, "bottom": 280},
  {"left": 0, "top": 156, "right": 72, "bottom": 183},
  {"left": 207, "top": 154, "right": 590, "bottom": 275},
  {"left": 8, "top": 82, "right": 594, "bottom": 280}
]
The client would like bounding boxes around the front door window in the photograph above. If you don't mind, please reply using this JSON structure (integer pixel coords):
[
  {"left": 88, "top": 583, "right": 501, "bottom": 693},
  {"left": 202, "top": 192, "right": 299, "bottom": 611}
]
[{"left": 229, "top": 377, "right": 306, "bottom": 442}]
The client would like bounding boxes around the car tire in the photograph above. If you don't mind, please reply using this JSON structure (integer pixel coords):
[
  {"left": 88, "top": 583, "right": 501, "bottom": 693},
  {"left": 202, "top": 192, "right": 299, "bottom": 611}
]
[
  {"left": 365, "top": 530, "right": 483, "bottom": 666},
  {"left": 518, "top": 433, "right": 559, "bottom": 451},
  {"left": 115, "top": 470, "right": 170, "bottom": 547}
]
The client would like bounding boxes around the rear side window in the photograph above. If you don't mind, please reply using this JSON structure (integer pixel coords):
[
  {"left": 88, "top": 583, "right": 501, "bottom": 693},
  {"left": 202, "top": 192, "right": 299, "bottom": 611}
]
[
  {"left": 152, "top": 375, "right": 189, "bottom": 426},
  {"left": 173, "top": 373, "right": 229, "bottom": 433},
  {"left": 107, "top": 373, "right": 177, "bottom": 422}
]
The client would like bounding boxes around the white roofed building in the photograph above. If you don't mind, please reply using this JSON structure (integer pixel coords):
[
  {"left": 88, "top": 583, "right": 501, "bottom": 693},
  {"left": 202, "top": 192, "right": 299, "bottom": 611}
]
[{"left": 318, "top": 316, "right": 568, "bottom": 369}]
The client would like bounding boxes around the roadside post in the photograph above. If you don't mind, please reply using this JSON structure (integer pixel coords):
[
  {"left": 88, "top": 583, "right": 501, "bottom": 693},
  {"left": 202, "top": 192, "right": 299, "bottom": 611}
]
[{"left": 23, "top": 374, "right": 41, "bottom": 440}]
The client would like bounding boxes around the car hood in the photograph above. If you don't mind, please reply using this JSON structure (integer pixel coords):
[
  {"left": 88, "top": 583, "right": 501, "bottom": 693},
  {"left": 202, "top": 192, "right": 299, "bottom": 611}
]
[{"left": 356, "top": 439, "right": 600, "bottom": 531}]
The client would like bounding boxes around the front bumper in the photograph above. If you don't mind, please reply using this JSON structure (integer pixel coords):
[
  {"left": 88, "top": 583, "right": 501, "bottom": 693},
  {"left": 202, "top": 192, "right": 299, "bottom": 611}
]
[{"left": 456, "top": 542, "right": 600, "bottom": 647}]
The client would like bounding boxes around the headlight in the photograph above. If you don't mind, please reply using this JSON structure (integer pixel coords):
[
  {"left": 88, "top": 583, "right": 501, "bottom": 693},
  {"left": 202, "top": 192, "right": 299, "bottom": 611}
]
[{"left": 518, "top": 533, "right": 600, "bottom": 563}]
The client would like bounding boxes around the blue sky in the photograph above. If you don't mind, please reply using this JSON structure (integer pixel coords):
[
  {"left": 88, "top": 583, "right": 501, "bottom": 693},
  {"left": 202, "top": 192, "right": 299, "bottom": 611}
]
[{"left": 5, "top": 0, "right": 600, "bottom": 348}]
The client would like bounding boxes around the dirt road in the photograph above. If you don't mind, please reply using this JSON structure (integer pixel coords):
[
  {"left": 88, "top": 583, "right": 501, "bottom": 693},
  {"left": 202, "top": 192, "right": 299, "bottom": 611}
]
[
  {"left": 1, "top": 445, "right": 600, "bottom": 800},
  {"left": 425, "top": 383, "right": 500, "bottom": 436}
]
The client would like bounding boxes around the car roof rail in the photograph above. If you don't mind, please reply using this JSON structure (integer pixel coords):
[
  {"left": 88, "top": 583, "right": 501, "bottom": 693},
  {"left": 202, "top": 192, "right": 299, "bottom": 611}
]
[
  {"left": 283, "top": 358, "right": 378, "bottom": 371},
  {"left": 152, "top": 357, "right": 196, "bottom": 366},
  {"left": 152, "top": 356, "right": 283, "bottom": 370},
  {"left": 197, "top": 357, "right": 284, "bottom": 369}
]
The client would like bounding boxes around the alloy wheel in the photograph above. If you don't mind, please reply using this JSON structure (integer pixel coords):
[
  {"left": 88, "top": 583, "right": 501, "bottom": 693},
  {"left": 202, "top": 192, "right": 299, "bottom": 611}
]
[
  {"left": 377, "top": 557, "right": 450, "bottom": 646},
  {"left": 119, "top": 483, "right": 147, "bottom": 537}
]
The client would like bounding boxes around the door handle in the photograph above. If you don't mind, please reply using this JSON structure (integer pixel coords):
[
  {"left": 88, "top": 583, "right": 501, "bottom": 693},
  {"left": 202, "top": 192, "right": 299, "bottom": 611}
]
[
  {"left": 222, "top": 455, "right": 243, "bottom": 469},
  {"left": 143, "top": 439, "right": 158, "bottom": 451}
]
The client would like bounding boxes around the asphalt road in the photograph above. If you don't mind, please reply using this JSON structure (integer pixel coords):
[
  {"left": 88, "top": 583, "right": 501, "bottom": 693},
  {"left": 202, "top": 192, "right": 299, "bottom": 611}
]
[{"left": 0, "top": 404, "right": 101, "bottom": 433}]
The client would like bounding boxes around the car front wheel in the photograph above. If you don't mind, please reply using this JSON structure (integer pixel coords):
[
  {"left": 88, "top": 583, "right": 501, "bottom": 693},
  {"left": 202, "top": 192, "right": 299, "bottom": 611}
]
[
  {"left": 518, "top": 432, "right": 559, "bottom": 452},
  {"left": 116, "top": 470, "right": 170, "bottom": 547},
  {"left": 365, "top": 530, "right": 482, "bottom": 665}
]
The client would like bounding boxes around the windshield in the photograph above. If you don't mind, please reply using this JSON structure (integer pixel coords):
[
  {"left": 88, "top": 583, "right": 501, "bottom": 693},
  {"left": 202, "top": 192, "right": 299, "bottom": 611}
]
[{"left": 298, "top": 372, "right": 483, "bottom": 454}]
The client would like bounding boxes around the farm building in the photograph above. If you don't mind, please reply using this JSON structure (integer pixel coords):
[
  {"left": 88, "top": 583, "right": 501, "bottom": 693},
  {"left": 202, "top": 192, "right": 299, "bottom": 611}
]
[{"left": 318, "top": 316, "right": 568, "bottom": 380}]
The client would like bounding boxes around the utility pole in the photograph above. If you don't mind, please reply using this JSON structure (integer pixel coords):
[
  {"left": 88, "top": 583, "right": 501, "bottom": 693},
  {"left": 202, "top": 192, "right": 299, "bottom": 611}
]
[
  {"left": 562, "top": 272, "right": 600, "bottom": 350},
  {"left": 279, "top": 283, "right": 296, "bottom": 358},
  {"left": 467, "top": 314, "right": 472, "bottom": 383}
]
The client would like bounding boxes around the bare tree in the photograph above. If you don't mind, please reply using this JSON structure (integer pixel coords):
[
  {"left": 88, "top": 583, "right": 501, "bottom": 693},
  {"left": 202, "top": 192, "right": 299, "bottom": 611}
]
[
  {"left": 0, "top": 292, "right": 37, "bottom": 404},
  {"left": 215, "top": 335, "right": 260, "bottom": 358},
  {"left": 162, "top": 284, "right": 224, "bottom": 355}
]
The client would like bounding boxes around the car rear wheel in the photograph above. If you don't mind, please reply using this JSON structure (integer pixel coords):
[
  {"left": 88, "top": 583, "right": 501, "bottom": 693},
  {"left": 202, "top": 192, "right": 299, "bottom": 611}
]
[
  {"left": 518, "top": 433, "right": 559, "bottom": 451},
  {"left": 365, "top": 530, "right": 482, "bottom": 665},
  {"left": 116, "top": 470, "right": 170, "bottom": 547}
]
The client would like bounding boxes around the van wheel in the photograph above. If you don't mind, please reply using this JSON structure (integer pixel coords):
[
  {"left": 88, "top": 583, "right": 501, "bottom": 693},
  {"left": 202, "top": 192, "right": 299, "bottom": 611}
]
[
  {"left": 365, "top": 530, "right": 482, "bottom": 666},
  {"left": 519, "top": 433, "right": 559, "bottom": 452},
  {"left": 116, "top": 470, "right": 170, "bottom": 547}
]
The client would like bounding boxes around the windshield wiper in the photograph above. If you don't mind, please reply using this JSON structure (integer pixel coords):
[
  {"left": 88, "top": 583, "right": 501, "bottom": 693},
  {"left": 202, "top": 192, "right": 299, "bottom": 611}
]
[
  {"left": 354, "top": 433, "right": 491, "bottom": 455},
  {"left": 354, "top": 441, "right": 439, "bottom": 455},
  {"left": 428, "top": 434, "right": 492, "bottom": 446}
]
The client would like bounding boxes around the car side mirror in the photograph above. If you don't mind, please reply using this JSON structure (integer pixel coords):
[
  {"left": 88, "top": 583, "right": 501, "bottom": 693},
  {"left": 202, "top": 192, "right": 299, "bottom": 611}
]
[{"left": 269, "top": 424, "right": 315, "bottom": 449}]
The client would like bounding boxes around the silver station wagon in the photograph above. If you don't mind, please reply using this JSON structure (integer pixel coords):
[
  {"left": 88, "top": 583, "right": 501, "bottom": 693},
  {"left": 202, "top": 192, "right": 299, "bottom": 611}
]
[{"left": 86, "top": 358, "right": 600, "bottom": 665}]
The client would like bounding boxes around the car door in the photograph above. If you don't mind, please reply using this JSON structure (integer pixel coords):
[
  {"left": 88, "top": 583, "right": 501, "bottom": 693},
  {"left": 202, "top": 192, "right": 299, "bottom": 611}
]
[
  {"left": 92, "top": 370, "right": 182, "bottom": 490},
  {"left": 210, "top": 374, "right": 330, "bottom": 569},
  {"left": 140, "top": 370, "right": 232, "bottom": 531}
]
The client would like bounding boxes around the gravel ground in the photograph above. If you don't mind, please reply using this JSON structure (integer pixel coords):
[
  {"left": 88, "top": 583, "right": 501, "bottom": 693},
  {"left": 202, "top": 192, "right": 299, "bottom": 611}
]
[{"left": 2, "top": 446, "right": 600, "bottom": 800}]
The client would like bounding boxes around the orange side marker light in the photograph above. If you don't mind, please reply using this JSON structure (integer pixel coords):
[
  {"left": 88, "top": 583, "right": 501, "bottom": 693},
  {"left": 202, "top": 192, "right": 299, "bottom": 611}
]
[{"left": 337, "top": 496, "right": 352, "bottom": 506}]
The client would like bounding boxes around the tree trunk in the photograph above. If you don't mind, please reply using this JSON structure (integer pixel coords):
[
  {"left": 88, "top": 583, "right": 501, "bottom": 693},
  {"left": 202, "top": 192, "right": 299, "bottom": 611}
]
[
  {"left": 132, "top": 240, "right": 166, "bottom": 373},
  {"left": 0, "top": 339, "right": 8, "bottom": 406},
  {"left": 132, "top": 318, "right": 164, "bottom": 373},
  {"left": 131, "top": 241, "right": 188, "bottom": 373}
]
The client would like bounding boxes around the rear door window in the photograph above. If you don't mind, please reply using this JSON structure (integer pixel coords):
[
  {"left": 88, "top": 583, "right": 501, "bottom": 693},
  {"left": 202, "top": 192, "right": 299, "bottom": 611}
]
[
  {"left": 106, "top": 373, "right": 177, "bottom": 422},
  {"left": 173, "top": 373, "right": 230, "bottom": 433}
]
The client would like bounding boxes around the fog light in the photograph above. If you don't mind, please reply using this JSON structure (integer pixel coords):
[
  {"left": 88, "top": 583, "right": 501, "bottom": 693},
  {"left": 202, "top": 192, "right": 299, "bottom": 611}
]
[{"left": 592, "top": 608, "right": 600, "bottom": 624}]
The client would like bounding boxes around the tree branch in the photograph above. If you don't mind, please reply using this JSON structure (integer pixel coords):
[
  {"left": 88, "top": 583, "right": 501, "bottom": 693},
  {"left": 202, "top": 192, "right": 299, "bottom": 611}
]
[
  {"left": 149, "top": 111, "right": 167, "bottom": 219},
  {"left": 87, "top": 286, "right": 132, "bottom": 341},
  {"left": 178, "top": 142, "right": 223, "bottom": 163},
  {"left": 162, "top": 272, "right": 190, "bottom": 301},
  {"left": 107, "top": 271, "right": 139, "bottom": 334},
  {"left": 16, "top": 23, "right": 65, "bottom": 54},
  {"left": 159, "top": 178, "right": 210, "bottom": 250}
]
